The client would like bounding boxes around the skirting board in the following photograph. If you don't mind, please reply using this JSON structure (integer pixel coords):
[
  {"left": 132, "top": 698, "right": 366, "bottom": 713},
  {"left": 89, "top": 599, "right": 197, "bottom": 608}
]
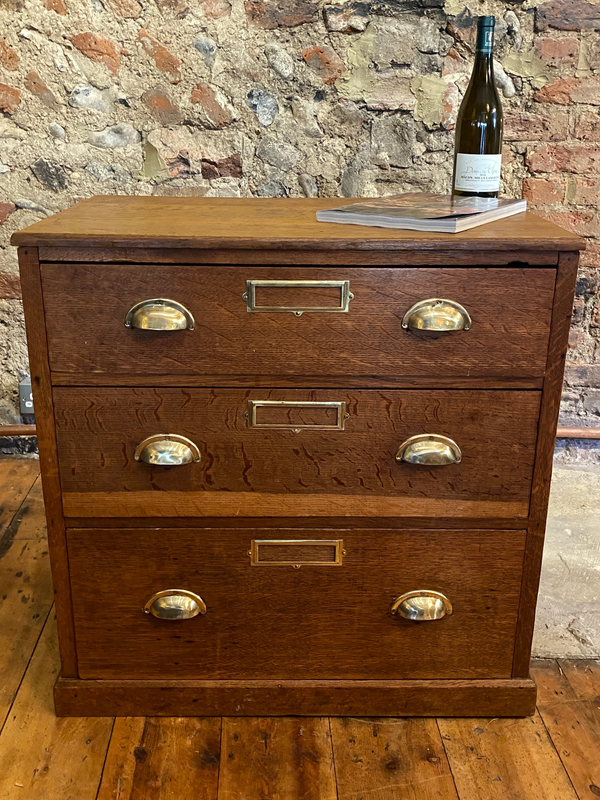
[{"left": 55, "top": 676, "right": 537, "bottom": 717}]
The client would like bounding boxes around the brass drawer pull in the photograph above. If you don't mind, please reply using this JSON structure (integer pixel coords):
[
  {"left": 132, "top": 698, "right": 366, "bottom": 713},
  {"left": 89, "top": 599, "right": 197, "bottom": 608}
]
[
  {"left": 144, "top": 589, "right": 206, "bottom": 620},
  {"left": 246, "top": 400, "right": 348, "bottom": 432},
  {"left": 391, "top": 590, "right": 453, "bottom": 622},
  {"left": 395, "top": 434, "right": 461, "bottom": 466},
  {"left": 402, "top": 299, "right": 471, "bottom": 331},
  {"left": 242, "top": 279, "right": 354, "bottom": 316},
  {"left": 124, "top": 298, "right": 195, "bottom": 330},
  {"left": 134, "top": 434, "right": 201, "bottom": 465}
]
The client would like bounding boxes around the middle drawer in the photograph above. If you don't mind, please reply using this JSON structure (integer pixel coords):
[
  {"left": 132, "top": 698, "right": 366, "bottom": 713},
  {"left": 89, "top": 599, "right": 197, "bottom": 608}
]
[{"left": 55, "top": 388, "right": 540, "bottom": 520}]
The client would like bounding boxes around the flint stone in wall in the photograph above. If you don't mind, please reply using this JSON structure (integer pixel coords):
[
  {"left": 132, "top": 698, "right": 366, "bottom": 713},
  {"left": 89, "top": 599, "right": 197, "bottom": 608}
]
[
  {"left": 265, "top": 43, "right": 295, "bottom": 79},
  {"left": 246, "top": 87, "right": 279, "bottom": 126},
  {"left": 88, "top": 123, "right": 140, "bottom": 148},
  {"left": 31, "top": 159, "right": 69, "bottom": 192},
  {"left": 257, "top": 136, "right": 302, "bottom": 171},
  {"left": 194, "top": 36, "right": 217, "bottom": 67},
  {"left": 69, "top": 84, "right": 112, "bottom": 113}
]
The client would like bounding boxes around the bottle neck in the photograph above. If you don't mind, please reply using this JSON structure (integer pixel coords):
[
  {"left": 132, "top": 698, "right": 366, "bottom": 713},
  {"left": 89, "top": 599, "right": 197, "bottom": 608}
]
[{"left": 473, "top": 25, "right": 494, "bottom": 78}]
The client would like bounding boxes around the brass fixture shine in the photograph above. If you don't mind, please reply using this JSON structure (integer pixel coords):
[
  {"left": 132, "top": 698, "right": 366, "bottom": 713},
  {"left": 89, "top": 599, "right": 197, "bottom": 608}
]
[
  {"left": 245, "top": 400, "right": 349, "bottom": 432},
  {"left": 396, "top": 434, "right": 462, "bottom": 466},
  {"left": 144, "top": 589, "right": 207, "bottom": 620},
  {"left": 249, "top": 539, "right": 345, "bottom": 567},
  {"left": 124, "top": 298, "right": 195, "bottom": 330},
  {"left": 391, "top": 590, "right": 453, "bottom": 622},
  {"left": 243, "top": 279, "right": 354, "bottom": 316},
  {"left": 134, "top": 434, "right": 201, "bottom": 466},
  {"left": 402, "top": 298, "right": 471, "bottom": 331}
]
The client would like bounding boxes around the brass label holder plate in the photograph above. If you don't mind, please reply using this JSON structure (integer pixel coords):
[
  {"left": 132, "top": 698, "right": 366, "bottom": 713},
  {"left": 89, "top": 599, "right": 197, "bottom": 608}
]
[
  {"left": 242, "top": 279, "right": 353, "bottom": 316},
  {"left": 249, "top": 539, "right": 345, "bottom": 568},
  {"left": 245, "top": 400, "right": 348, "bottom": 433}
]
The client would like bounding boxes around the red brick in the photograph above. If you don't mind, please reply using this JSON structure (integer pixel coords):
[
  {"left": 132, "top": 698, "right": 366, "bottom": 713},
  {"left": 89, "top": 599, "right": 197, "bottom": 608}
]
[
  {"left": 45, "top": 0, "right": 67, "bottom": 13},
  {"left": 155, "top": 0, "right": 189, "bottom": 17},
  {"left": 245, "top": 0, "right": 318, "bottom": 28},
  {"left": 137, "top": 29, "right": 181, "bottom": 84},
  {"left": 0, "top": 202, "right": 16, "bottom": 225},
  {"left": 523, "top": 177, "right": 566, "bottom": 205},
  {"left": 566, "top": 176, "right": 600, "bottom": 205},
  {"left": 534, "top": 76, "right": 600, "bottom": 104},
  {"left": 536, "top": 207, "right": 600, "bottom": 237},
  {"left": 200, "top": 0, "right": 231, "bottom": 17},
  {"left": 536, "top": 0, "right": 600, "bottom": 31},
  {"left": 106, "top": 0, "right": 141, "bottom": 16},
  {"left": 534, "top": 36, "right": 578, "bottom": 65},
  {"left": 70, "top": 33, "right": 121, "bottom": 76},
  {"left": 190, "top": 82, "right": 233, "bottom": 128},
  {"left": 24, "top": 71, "right": 60, "bottom": 111},
  {"left": 302, "top": 45, "right": 345, "bottom": 85},
  {"left": 504, "top": 109, "right": 569, "bottom": 141},
  {"left": 0, "top": 273, "right": 21, "bottom": 299},
  {"left": 0, "top": 39, "right": 19, "bottom": 71},
  {"left": 0, "top": 83, "right": 20, "bottom": 114},
  {"left": 142, "top": 86, "right": 183, "bottom": 125},
  {"left": 568, "top": 328, "right": 583, "bottom": 349},
  {"left": 580, "top": 240, "right": 600, "bottom": 268},
  {"left": 527, "top": 144, "right": 600, "bottom": 174},
  {"left": 201, "top": 153, "right": 242, "bottom": 179},
  {"left": 575, "top": 110, "right": 600, "bottom": 140}
]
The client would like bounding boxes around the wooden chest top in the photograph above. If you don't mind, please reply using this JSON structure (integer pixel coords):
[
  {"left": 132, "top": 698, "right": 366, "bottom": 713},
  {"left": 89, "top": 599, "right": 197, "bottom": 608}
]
[{"left": 11, "top": 196, "right": 584, "bottom": 253}]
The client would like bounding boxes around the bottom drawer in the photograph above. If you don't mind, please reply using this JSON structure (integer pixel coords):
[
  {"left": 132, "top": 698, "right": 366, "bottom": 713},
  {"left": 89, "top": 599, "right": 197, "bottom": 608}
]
[{"left": 67, "top": 528, "right": 526, "bottom": 681}]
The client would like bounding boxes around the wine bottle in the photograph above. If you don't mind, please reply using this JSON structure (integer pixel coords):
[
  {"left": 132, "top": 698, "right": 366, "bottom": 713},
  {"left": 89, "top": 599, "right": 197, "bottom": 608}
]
[{"left": 452, "top": 16, "right": 503, "bottom": 198}]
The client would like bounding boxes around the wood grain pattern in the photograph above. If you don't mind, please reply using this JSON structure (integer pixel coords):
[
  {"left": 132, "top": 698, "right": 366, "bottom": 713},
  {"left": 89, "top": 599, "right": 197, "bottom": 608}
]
[
  {"left": 0, "top": 613, "right": 112, "bottom": 799},
  {"left": 0, "top": 457, "right": 39, "bottom": 539},
  {"left": 54, "top": 677, "right": 537, "bottom": 718},
  {"left": 330, "top": 717, "right": 459, "bottom": 800},
  {"left": 53, "top": 388, "right": 540, "bottom": 516},
  {"left": 218, "top": 718, "right": 337, "bottom": 800},
  {"left": 66, "top": 527, "right": 526, "bottom": 681},
  {"left": 533, "top": 660, "right": 600, "bottom": 798},
  {"left": 11, "top": 197, "right": 585, "bottom": 251},
  {"left": 513, "top": 251, "right": 579, "bottom": 677},
  {"left": 96, "top": 717, "right": 222, "bottom": 800},
  {"left": 18, "top": 247, "right": 78, "bottom": 677},
  {"left": 38, "top": 245, "right": 560, "bottom": 266},
  {"left": 0, "top": 476, "right": 54, "bottom": 729},
  {"left": 62, "top": 492, "right": 529, "bottom": 520},
  {"left": 438, "top": 713, "right": 579, "bottom": 800},
  {"left": 42, "top": 264, "right": 556, "bottom": 382}
]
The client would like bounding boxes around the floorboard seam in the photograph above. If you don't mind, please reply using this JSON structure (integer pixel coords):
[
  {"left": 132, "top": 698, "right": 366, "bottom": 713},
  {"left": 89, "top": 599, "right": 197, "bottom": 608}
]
[
  {"left": 535, "top": 660, "right": 583, "bottom": 800},
  {"left": 327, "top": 717, "right": 341, "bottom": 800},
  {"left": 435, "top": 717, "right": 461, "bottom": 800},
  {"left": 0, "top": 602, "right": 54, "bottom": 738},
  {"left": 94, "top": 716, "right": 116, "bottom": 800}
]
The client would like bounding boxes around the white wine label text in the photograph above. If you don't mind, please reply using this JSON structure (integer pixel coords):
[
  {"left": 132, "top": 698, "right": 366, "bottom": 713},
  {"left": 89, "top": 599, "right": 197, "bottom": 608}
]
[{"left": 454, "top": 153, "right": 502, "bottom": 192}]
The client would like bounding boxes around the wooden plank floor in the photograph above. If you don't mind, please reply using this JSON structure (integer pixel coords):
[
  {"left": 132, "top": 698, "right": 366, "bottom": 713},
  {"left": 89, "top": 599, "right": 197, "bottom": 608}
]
[{"left": 1, "top": 456, "right": 599, "bottom": 799}]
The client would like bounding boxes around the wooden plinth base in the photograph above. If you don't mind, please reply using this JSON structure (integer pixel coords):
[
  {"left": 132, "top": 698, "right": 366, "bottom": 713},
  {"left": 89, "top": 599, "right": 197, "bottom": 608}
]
[{"left": 55, "top": 677, "right": 537, "bottom": 717}]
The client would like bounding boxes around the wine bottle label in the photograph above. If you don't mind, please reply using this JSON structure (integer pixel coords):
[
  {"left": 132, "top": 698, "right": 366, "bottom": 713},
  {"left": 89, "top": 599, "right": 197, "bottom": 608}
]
[{"left": 454, "top": 153, "right": 501, "bottom": 192}]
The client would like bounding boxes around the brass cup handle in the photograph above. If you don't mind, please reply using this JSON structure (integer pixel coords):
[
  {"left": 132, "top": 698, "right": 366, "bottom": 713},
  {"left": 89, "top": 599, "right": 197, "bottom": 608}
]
[
  {"left": 144, "top": 589, "right": 206, "bottom": 620},
  {"left": 124, "top": 298, "right": 195, "bottom": 330},
  {"left": 391, "top": 590, "right": 453, "bottom": 622},
  {"left": 402, "top": 299, "right": 471, "bottom": 331},
  {"left": 395, "top": 434, "right": 461, "bottom": 466},
  {"left": 134, "top": 434, "right": 201, "bottom": 466}
]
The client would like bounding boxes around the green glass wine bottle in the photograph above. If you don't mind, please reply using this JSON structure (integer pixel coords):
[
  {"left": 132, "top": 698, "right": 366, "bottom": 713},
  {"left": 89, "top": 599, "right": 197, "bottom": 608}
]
[{"left": 452, "top": 16, "right": 503, "bottom": 198}]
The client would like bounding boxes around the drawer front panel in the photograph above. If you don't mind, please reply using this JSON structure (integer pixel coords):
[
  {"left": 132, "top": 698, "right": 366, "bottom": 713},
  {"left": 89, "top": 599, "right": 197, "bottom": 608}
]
[
  {"left": 68, "top": 528, "right": 526, "bottom": 680},
  {"left": 42, "top": 264, "right": 555, "bottom": 382},
  {"left": 55, "top": 388, "right": 540, "bottom": 519}
]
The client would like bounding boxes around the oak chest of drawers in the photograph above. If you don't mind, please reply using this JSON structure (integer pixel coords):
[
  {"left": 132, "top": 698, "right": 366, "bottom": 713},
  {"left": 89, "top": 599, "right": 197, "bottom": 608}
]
[{"left": 13, "top": 197, "right": 583, "bottom": 717}]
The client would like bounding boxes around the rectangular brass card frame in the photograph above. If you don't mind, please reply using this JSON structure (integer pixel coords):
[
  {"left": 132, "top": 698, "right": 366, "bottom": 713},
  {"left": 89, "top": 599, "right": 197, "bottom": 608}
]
[
  {"left": 242, "top": 279, "right": 353, "bottom": 316},
  {"left": 245, "top": 400, "right": 348, "bottom": 432},
  {"left": 249, "top": 539, "right": 345, "bottom": 568}
]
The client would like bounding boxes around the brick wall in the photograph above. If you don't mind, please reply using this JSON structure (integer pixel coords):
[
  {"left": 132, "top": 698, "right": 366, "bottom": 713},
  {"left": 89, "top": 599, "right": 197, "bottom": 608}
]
[{"left": 0, "top": 0, "right": 599, "bottom": 429}]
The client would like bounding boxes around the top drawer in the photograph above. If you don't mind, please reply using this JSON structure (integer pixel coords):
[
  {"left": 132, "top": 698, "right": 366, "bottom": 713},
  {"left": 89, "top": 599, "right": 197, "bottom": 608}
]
[{"left": 41, "top": 264, "right": 555, "bottom": 385}]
